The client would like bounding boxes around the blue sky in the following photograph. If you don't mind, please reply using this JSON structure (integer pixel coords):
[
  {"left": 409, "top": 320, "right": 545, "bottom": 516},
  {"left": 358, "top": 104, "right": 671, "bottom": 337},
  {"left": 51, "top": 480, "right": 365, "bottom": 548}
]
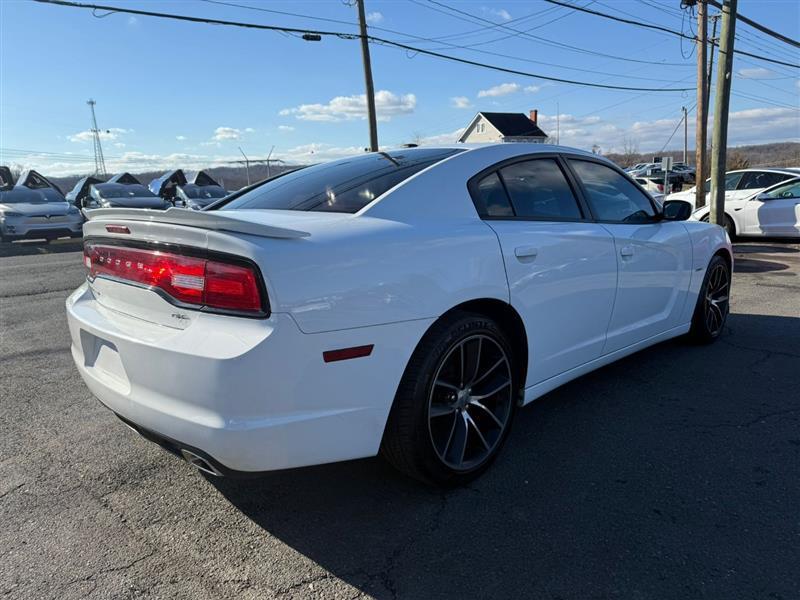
[{"left": 1, "top": 0, "right": 798, "bottom": 175}]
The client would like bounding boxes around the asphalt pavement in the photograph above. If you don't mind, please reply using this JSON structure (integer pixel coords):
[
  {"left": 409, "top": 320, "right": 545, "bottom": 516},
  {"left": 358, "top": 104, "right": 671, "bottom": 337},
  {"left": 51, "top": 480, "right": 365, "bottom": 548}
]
[{"left": 1, "top": 237, "right": 798, "bottom": 600}]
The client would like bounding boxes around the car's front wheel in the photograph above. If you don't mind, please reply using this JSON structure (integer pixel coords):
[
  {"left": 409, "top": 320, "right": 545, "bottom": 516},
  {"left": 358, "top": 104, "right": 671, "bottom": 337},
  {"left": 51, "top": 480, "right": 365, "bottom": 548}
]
[
  {"left": 688, "top": 255, "right": 731, "bottom": 343},
  {"left": 381, "top": 311, "right": 518, "bottom": 486}
]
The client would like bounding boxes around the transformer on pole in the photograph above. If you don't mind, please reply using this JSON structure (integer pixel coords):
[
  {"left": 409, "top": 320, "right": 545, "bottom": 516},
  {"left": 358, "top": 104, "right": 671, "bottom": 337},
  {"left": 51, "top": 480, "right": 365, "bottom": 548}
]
[{"left": 87, "top": 99, "right": 107, "bottom": 177}]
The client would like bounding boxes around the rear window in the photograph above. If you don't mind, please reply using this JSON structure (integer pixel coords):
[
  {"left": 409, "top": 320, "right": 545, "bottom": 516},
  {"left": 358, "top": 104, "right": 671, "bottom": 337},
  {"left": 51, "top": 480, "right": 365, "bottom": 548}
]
[{"left": 218, "top": 148, "right": 463, "bottom": 214}]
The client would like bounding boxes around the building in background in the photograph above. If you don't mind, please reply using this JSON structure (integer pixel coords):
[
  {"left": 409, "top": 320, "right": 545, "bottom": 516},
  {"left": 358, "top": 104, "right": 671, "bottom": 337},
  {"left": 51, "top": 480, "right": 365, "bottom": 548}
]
[{"left": 458, "top": 110, "right": 548, "bottom": 144}]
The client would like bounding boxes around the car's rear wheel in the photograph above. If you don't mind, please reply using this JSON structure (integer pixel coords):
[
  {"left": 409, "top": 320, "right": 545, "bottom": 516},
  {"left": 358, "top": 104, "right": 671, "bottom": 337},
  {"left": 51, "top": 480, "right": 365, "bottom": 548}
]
[
  {"left": 688, "top": 255, "right": 731, "bottom": 344},
  {"left": 381, "top": 311, "right": 517, "bottom": 486},
  {"left": 701, "top": 214, "right": 736, "bottom": 239}
]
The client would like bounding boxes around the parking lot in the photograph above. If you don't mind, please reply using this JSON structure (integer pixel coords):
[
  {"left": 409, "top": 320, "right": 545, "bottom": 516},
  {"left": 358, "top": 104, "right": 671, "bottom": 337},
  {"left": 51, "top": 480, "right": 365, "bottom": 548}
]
[{"left": 1, "top": 238, "right": 798, "bottom": 599}]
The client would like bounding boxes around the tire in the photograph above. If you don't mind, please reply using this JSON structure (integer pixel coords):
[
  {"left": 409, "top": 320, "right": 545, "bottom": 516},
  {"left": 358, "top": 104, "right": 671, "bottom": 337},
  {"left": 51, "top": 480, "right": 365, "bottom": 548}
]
[
  {"left": 700, "top": 214, "right": 736, "bottom": 240},
  {"left": 688, "top": 255, "right": 731, "bottom": 344},
  {"left": 381, "top": 311, "right": 519, "bottom": 486}
]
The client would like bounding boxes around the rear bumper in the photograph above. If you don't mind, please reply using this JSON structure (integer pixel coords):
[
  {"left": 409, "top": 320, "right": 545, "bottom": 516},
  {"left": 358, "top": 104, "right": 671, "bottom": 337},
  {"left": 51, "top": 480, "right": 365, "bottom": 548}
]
[{"left": 66, "top": 283, "right": 431, "bottom": 473}]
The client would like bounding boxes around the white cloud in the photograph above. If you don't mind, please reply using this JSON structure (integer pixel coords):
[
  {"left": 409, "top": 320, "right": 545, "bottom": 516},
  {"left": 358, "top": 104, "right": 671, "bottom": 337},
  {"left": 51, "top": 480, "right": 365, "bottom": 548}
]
[
  {"left": 68, "top": 127, "right": 130, "bottom": 143},
  {"left": 127, "top": 16, "right": 138, "bottom": 26},
  {"left": 366, "top": 11, "right": 383, "bottom": 24},
  {"left": 176, "top": 135, "right": 187, "bottom": 141},
  {"left": 482, "top": 6, "right": 511, "bottom": 21},
  {"left": 524, "top": 85, "right": 541, "bottom": 93},
  {"left": 244, "top": 127, "right": 255, "bottom": 133},
  {"left": 278, "top": 125, "right": 295, "bottom": 131},
  {"left": 737, "top": 67, "right": 773, "bottom": 79},
  {"left": 280, "top": 90, "right": 416, "bottom": 122},
  {"left": 415, "top": 128, "right": 466, "bottom": 146},
  {"left": 451, "top": 96, "right": 472, "bottom": 109},
  {"left": 477, "top": 83, "right": 520, "bottom": 98},
  {"left": 212, "top": 127, "right": 243, "bottom": 141}
]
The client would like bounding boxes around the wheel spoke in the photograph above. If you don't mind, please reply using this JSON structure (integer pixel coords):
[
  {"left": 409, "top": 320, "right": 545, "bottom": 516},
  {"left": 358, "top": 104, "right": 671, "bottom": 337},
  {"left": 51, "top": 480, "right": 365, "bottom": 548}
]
[
  {"left": 446, "top": 413, "right": 468, "bottom": 466},
  {"left": 464, "top": 411, "right": 490, "bottom": 451},
  {"left": 434, "top": 379, "right": 460, "bottom": 393},
  {"left": 441, "top": 411, "right": 459, "bottom": 457},
  {"left": 472, "top": 358, "right": 505, "bottom": 387},
  {"left": 471, "top": 379, "right": 510, "bottom": 401},
  {"left": 430, "top": 404, "right": 456, "bottom": 418},
  {"left": 469, "top": 399, "right": 503, "bottom": 428}
]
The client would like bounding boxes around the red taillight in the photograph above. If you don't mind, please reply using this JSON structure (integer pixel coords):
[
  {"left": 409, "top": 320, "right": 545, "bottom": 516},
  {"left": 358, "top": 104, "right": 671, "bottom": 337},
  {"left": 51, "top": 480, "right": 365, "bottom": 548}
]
[{"left": 83, "top": 242, "right": 264, "bottom": 314}]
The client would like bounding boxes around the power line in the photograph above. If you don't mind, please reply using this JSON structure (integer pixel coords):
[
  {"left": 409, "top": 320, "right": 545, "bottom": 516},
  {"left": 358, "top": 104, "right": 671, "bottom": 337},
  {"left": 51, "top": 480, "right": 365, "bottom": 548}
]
[
  {"left": 208, "top": 0, "right": 686, "bottom": 82},
  {"left": 32, "top": 0, "right": 696, "bottom": 92},
  {"left": 411, "top": 0, "right": 692, "bottom": 67},
  {"left": 705, "top": 0, "right": 800, "bottom": 49},
  {"left": 541, "top": 0, "right": 799, "bottom": 69}
]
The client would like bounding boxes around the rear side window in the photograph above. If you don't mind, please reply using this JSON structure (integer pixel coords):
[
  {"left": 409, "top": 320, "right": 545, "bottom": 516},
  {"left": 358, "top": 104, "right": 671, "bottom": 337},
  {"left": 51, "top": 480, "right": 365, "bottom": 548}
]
[
  {"left": 218, "top": 148, "right": 463, "bottom": 214},
  {"left": 569, "top": 159, "right": 656, "bottom": 223},
  {"left": 474, "top": 172, "right": 514, "bottom": 217},
  {"left": 739, "top": 171, "right": 793, "bottom": 190},
  {"left": 498, "top": 159, "right": 582, "bottom": 219}
]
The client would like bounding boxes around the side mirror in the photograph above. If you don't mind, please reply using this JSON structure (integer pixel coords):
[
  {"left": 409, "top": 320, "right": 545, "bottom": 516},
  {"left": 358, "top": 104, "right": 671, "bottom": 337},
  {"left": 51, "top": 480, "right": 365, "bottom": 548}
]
[
  {"left": 755, "top": 192, "right": 771, "bottom": 201},
  {"left": 662, "top": 199, "right": 692, "bottom": 221}
]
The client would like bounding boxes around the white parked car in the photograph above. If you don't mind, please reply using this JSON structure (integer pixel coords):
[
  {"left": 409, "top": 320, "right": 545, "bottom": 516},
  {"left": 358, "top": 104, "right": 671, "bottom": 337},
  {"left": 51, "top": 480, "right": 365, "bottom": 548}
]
[
  {"left": 668, "top": 167, "right": 800, "bottom": 211},
  {"left": 692, "top": 176, "right": 800, "bottom": 238},
  {"left": 66, "top": 144, "right": 731, "bottom": 485}
]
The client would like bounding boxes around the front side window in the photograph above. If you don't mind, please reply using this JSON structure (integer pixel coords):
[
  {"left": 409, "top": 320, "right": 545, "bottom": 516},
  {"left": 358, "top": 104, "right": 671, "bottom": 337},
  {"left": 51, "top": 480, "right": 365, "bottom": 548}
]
[
  {"left": 702, "top": 172, "right": 745, "bottom": 193},
  {"left": 219, "top": 148, "right": 462, "bottom": 214},
  {"left": 498, "top": 159, "right": 582, "bottom": 219},
  {"left": 569, "top": 159, "right": 656, "bottom": 223},
  {"left": 761, "top": 178, "right": 800, "bottom": 200}
]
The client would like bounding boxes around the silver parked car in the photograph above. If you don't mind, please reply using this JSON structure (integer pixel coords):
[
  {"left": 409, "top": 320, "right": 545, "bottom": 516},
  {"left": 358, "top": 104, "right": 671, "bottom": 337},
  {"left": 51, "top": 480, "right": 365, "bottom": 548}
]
[{"left": 0, "top": 169, "right": 83, "bottom": 242}]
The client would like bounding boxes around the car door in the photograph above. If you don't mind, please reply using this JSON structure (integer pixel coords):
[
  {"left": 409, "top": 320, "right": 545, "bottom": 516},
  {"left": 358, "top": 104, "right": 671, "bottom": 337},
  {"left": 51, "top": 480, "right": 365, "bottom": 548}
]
[
  {"left": 470, "top": 156, "right": 618, "bottom": 386},
  {"left": 744, "top": 179, "right": 800, "bottom": 235},
  {"left": 566, "top": 158, "right": 693, "bottom": 354}
]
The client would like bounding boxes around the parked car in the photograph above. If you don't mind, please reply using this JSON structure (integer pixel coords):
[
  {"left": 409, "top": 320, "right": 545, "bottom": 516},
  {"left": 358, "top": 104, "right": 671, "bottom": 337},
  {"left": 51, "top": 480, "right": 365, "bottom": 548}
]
[
  {"left": 149, "top": 169, "right": 227, "bottom": 210},
  {"left": 0, "top": 169, "right": 83, "bottom": 242},
  {"left": 671, "top": 163, "right": 696, "bottom": 183},
  {"left": 67, "top": 144, "right": 730, "bottom": 485},
  {"left": 0, "top": 166, "right": 14, "bottom": 190},
  {"left": 692, "top": 176, "right": 800, "bottom": 238},
  {"left": 634, "top": 175, "right": 682, "bottom": 195},
  {"left": 668, "top": 167, "right": 800, "bottom": 210},
  {"left": 66, "top": 175, "right": 105, "bottom": 207},
  {"left": 85, "top": 172, "right": 169, "bottom": 210},
  {"left": 627, "top": 163, "right": 660, "bottom": 177}
]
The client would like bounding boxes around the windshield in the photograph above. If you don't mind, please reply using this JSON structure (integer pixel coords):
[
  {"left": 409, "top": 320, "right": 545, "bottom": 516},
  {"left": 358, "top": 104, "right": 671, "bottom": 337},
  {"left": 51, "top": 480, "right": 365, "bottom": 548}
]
[
  {"left": 180, "top": 185, "right": 227, "bottom": 200},
  {"left": 0, "top": 189, "right": 63, "bottom": 204},
  {"left": 762, "top": 178, "right": 800, "bottom": 199},
  {"left": 219, "top": 148, "right": 463, "bottom": 214}
]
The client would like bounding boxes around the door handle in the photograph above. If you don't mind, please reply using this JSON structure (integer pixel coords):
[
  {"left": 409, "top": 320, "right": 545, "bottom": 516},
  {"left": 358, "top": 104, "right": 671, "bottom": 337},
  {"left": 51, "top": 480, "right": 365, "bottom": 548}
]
[
  {"left": 620, "top": 245, "right": 634, "bottom": 258},
  {"left": 514, "top": 246, "right": 538, "bottom": 260}
]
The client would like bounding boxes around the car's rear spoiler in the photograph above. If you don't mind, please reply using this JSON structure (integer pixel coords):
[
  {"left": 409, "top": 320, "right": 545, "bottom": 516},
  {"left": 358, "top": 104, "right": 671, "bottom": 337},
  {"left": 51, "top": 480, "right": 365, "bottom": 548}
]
[{"left": 84, "top": 207, "right": 310, "bottom": 239}]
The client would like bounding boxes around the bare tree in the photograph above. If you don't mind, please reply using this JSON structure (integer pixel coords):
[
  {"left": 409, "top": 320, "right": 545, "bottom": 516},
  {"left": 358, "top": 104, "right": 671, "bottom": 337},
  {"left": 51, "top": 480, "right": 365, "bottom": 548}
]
[
  {"left": 620, "top": 137, "right": 640, "bottom": 167},
  {"left": 726, "top": 151, "right": 750, "bottom": 170}
]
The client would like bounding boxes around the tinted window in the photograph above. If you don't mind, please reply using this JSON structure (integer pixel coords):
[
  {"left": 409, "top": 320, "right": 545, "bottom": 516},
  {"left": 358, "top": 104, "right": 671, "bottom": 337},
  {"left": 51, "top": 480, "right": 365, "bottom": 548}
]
[
  {"left": 219, "top": 148, "right": 463, "bottom": 214},
  {"left": 739, "top": 171, "right": 793, "bottom": 190},
  {"left": 569, "top": 159, "right": 656, "bottom": 223},
  {"left": 474, "top": 172, "right": 513, "bottom": 217},
  {"left": 762, "top": 178, "right": 800, "bottom": 199},
  {"left": 499, "top": 159, "right": 581, "bottom": 219},
  {"left": 704, "top": 172, "right": 744, "bottom": 192}
]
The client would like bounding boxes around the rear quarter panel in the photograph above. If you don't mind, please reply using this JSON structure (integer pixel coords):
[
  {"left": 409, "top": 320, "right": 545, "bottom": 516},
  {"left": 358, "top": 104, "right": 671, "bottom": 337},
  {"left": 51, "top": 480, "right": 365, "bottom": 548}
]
[{"left": 678, "top": 220, "right": 733, "bottom": 323}]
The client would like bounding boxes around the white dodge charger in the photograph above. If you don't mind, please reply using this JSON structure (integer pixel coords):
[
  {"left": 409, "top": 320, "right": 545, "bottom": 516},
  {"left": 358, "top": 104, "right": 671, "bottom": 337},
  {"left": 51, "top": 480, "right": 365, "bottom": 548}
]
[{"left": 66, "top": 144, "right": 732, "bottom": 485}]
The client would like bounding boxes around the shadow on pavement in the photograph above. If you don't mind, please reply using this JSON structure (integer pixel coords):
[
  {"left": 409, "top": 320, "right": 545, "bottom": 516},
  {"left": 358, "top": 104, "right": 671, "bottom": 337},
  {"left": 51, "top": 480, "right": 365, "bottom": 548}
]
[
  {"left": 0, "top": 238, "right": 84, "bottom": 258},
  {"left": 210, "top": 313, "right": 800, "bottom": 599}
]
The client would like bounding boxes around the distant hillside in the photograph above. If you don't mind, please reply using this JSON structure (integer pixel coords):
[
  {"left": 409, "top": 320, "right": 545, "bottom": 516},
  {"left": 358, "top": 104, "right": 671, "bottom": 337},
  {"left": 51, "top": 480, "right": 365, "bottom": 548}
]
[
  {"left": 605, "top": 142, "right": 800, "bottom": 170},
  {"left": 48, "top": 163, "right": 301, "bottom": 196}
]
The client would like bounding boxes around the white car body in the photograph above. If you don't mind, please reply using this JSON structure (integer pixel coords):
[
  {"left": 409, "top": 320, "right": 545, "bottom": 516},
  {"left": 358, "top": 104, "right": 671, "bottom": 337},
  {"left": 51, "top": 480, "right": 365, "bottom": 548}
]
[
  {"left": 66, "top": 144, "right": 731, "bottom": 476},
  {"left": 692, "top": 176, "right": 800, "bottom": 237},
  {"left": 668, "top": 167, "right": 800, "bottom": 210}
]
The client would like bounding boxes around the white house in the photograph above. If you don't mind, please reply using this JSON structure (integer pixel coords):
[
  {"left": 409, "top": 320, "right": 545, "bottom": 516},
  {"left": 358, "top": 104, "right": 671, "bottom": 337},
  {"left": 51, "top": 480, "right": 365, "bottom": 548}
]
[{"left": 458, "top": 110, "right": 548, "bottom": 144}]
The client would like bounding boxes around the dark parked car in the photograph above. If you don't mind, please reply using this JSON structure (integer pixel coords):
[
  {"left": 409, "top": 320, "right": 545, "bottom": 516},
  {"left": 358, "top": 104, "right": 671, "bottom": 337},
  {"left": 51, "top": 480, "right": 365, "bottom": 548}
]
[
  {"left": 0, "top": 169, "right": 83, "bottom": 242},
  {"left": 149, "top": 169, "right": 227, "bottom": 210},
  {"left": 86, "top": 172, "right": 169, "bottom": 210},
  {"left": 66, "top": 175, "right": 105, "bottom": 207}
]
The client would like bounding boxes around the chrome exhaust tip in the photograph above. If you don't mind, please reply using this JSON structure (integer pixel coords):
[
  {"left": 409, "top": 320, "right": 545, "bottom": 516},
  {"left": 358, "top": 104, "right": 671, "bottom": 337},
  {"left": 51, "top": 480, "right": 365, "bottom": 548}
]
[{"left": 180, "top": 449, "right": 223, "bottom": 477}]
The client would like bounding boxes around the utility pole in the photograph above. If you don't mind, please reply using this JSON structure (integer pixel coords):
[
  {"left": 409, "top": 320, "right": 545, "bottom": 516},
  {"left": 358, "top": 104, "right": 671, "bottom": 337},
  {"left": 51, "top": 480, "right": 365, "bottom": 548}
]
[
  {"left": 694, "top": 1, "right": 708, "bottom": 209},
  {"left": 266, "top": 145, "right": 274, "bottom": 179},
  {"left": 87, "top": 99, "right": 107, "bottom": 177},
  {"left": 682, "top": 106, "right": 688, "bottom": 164},
  {"left": 556, "top": 102, "right": 560, "bottom": 145},
  {"left": 239, "top": 146, "right": 251, "bottom": 186},
  {"left": 356, "top": 0, "right": 379, "bottom": 152},
  {"left": 709, "top": 0, "right": 737, "bottom": 228},
  {"left": 707, "top": 13, "right": 720, "bottom": 110}
]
